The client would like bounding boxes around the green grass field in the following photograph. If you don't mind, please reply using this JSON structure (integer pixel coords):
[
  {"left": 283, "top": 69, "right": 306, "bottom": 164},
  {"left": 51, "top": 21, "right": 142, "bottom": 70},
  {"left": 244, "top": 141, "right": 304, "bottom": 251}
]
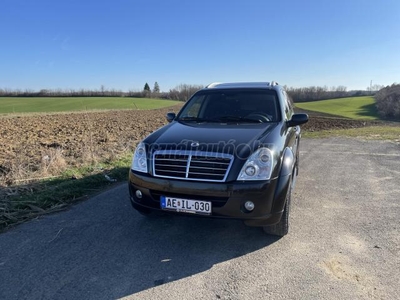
[
  {"left": 295, "top": 96, "right": 379, "bottom": 120},
  {"left": 0, "top": 97, "right": 180, "bottom": 114}
]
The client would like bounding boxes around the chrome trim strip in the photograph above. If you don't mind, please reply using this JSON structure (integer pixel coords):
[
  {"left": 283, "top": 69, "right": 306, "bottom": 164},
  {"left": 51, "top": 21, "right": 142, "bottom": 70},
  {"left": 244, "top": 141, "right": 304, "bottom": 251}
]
[{"left": 185, "top": 154, "right": 192, "bottom": 178}]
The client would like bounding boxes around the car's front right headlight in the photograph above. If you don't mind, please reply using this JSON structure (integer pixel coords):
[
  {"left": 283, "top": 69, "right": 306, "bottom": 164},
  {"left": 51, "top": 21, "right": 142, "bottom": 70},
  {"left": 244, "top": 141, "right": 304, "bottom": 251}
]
[
  {"left": 131, "top": 142, "right": 148, "bottom": 173},
  {"left": 237, "top": 148, "right": 273, "bottom": 181}
]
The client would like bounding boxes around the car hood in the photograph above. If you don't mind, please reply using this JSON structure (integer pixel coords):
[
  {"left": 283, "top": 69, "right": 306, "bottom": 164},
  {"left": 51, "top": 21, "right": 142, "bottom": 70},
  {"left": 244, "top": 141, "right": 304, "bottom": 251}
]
[{"left": 145, "top": 121, "right": 277, "bottom": 155}]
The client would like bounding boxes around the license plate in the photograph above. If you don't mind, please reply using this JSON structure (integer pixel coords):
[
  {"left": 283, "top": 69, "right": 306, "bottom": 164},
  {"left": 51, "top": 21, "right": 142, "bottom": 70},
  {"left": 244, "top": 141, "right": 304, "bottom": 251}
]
[{"left": 160, "top": 196, "right": 212, "bottom": 215}]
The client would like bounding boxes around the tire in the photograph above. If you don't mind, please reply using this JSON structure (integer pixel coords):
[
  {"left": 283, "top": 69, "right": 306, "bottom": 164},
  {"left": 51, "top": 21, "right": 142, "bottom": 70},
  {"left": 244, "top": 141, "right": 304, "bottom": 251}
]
[{"left": 263, "top": 185, "right": 291, "bottom": 237}]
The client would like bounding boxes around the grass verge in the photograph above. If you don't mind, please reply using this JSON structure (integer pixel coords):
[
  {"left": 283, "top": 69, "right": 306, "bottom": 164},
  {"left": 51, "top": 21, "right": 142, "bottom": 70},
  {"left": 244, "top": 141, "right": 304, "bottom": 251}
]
[
  {"left": 303, "top": 125, "right": 400, "bottom": 141},
  {"left": 0, "top": 153, "right": 132, "bottom": 232}
]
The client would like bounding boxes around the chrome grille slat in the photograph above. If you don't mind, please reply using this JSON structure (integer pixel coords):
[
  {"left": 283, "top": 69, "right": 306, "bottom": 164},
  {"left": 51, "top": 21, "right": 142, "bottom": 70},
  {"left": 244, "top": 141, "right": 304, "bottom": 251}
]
[
  {"left": 189, "top": 167, "right": 227, "bottom": 171},
  {"left": 153, "top": 150, "right": 233, "bottom": 182},
  {"left": 190, "top": 161, "right": 230, "bottom": 165},
  {"left": 156, "top": 170, "right": 186, "bottom": 174},
  {"left": 159, "top": 171, "right": 186, "bottom": 177},
  {"left": 155, "top": 159, "right": 188, "bottom": 162},
  {"left": 155, "top": 164, "right": 188, "bottom": 168},
  {"left": 188, "top": 171, "right": 226, "bottom": 176}
]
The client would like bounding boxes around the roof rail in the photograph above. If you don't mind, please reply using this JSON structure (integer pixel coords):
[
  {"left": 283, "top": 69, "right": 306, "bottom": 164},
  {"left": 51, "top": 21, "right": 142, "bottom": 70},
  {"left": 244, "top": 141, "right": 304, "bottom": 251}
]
[
  {"left": 270, "top": 81, "right": 279, "bottom": 86},
  {"left": 206, "top": 82, "right": 222, "bottom": 88}
]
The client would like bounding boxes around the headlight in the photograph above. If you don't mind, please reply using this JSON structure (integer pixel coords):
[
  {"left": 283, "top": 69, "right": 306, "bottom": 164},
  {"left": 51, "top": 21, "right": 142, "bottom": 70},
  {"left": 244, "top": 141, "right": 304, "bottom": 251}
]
[
  {"left": 237, "top": 148, "right": 273, "bottom": 181},
  {"left": 131, "top": 142, "right": 148, "bottom": 173}
]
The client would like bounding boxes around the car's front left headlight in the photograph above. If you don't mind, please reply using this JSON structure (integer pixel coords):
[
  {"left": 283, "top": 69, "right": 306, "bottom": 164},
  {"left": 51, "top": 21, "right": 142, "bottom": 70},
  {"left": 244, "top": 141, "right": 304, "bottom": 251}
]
[
  {"left": 131, "top": 142, "right": 148, "bottom": 173},
  {"left": 237, "top": 148, "right": 273, "bottom": 181}
]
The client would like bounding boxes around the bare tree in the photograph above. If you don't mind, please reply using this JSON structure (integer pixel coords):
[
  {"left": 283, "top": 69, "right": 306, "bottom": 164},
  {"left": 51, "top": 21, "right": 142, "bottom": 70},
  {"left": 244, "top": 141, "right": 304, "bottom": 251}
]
[{"left": 375, "top": 83, "right": 400, "bottom": 119}]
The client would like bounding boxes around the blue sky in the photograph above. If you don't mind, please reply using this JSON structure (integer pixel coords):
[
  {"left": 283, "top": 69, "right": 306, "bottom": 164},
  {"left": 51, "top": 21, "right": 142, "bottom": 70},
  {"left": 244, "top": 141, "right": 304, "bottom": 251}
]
[{"left": 1, "top": 0, "right": 399, "bottom": 92}]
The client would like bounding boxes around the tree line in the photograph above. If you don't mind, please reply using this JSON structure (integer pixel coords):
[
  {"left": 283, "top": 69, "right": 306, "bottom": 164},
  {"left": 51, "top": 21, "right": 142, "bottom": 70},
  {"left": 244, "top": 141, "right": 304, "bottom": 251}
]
[
  {"left": 284, "top": 85, "right": 382, "bottom": 102},
  {"left": 0, "top": 82, "right": 204, "bottom": 102},
  {"left": 0, "top": 82, "right": 387, "bottom": 103}
]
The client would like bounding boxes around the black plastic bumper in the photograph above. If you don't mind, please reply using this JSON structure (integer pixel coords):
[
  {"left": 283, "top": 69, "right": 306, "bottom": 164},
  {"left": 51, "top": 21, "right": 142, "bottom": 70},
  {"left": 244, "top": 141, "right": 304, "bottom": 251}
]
[{"left": 128, "top": 170, "right": 291, "bottom": 227}]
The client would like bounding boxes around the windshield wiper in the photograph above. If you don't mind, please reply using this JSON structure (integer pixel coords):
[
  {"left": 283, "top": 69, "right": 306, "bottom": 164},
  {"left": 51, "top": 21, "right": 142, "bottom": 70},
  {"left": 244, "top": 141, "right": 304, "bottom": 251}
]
[
  {"left": 216, "top": 116, "right": 263, "bottom": 123},
  {"left": 178, "top": 117, "right": 207, "bottom": 123},
  {"left": 178, "top": 117, "right": 216, "bottom": 123},
  {"left": 178, "top": 116, "right": 262, "bottom": 123},
  {"left": 178, "top": 117, "right": 204, "bottom": 122}
]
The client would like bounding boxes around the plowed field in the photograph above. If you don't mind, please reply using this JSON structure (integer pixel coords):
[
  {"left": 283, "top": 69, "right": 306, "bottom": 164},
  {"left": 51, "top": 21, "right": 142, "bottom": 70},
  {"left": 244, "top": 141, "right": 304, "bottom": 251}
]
[
  {"left": 302, "top": 115, "right": 382, "bottom": 131},
  {"left": 0, "top": 107, "right": 182, "bottom": 185}
]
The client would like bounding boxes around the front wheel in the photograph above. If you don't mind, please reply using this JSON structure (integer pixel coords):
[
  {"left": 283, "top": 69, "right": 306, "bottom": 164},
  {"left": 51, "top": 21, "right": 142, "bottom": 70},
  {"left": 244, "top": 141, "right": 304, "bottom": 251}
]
[{"left": 263, "top": 186, "right": 291, "bottom": 236}]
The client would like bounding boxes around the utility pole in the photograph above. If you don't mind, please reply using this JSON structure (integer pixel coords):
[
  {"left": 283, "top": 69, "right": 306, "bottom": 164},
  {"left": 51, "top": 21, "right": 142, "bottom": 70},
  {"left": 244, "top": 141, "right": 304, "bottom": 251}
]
[{"left": 370, "top": 80, "right": 372, "bottom": 95}]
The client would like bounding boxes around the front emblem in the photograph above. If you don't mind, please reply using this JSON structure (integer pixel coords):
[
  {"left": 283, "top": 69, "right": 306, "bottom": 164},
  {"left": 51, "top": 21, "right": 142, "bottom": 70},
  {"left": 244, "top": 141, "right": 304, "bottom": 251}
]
[{"left": 191, "top": 141, "right": 200, "bottom": 147}]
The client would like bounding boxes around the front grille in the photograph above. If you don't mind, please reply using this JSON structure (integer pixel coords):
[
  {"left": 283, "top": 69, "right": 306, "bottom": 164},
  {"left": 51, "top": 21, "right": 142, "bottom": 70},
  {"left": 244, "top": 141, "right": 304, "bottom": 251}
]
[
  {"left": 153, "top": 151, "right": 233, "bottom": 182},
  {"left": 153, "top": 154, "right": 188, "bottom": 178}
]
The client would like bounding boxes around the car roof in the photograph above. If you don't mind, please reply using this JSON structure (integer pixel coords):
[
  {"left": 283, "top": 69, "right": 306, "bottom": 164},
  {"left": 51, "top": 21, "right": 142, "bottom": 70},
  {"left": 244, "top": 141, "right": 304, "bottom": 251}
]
[{"left": 204, "top": 82, "right": 279, "bottom": 89}]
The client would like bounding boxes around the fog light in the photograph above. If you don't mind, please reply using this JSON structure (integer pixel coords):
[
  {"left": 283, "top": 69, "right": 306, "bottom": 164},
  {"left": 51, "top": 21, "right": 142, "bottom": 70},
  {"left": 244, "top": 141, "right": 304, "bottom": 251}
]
[
  {"left": 135, "top": 190, "right": 143, "bottom": 199},
  {"left": 244, "top": 201, "right": 255, "bottom": 211}
]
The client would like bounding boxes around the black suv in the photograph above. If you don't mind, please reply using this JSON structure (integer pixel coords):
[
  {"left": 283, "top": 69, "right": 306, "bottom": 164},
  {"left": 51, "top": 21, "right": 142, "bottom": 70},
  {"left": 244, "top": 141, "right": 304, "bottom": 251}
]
[{"left": 128, "top": 82, "right": 308, "bottom": 236}]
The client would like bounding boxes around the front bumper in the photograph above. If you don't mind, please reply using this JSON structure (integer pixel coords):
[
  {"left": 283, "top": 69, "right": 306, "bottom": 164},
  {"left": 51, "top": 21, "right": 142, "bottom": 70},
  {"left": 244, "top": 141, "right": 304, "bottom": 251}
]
[{"left": 129, "top": 170, "right": 290, "bottom": 226}]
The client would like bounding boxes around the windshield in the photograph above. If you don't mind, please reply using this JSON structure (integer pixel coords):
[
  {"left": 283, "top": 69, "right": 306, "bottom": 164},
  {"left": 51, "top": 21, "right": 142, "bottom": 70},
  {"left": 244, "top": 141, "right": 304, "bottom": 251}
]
[{"left": 177, "top": 89, "right": 281, "bottom": 123}]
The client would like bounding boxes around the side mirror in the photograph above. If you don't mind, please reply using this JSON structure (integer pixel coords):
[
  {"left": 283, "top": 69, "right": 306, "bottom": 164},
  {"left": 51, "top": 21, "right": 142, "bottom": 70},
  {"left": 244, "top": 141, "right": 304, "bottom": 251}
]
[
  {"left": 287, "top": 113, "right": 308, "bottom": 127},
  {"left": 166, "top": 112, "right": 176, "bottom": 123}
]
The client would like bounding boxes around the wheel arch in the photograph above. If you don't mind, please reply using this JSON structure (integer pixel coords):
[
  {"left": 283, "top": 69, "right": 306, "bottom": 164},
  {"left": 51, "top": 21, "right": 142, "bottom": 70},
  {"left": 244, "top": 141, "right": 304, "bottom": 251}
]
[{"left": 271, "top": 147, "right": 294, "bottom": 213}]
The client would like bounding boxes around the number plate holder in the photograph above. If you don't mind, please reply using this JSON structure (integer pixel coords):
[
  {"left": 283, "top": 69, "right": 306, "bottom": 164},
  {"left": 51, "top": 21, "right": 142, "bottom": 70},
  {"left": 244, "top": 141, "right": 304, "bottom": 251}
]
[{"left": 160, "top": 196, "right": 212, "bottom": 215}]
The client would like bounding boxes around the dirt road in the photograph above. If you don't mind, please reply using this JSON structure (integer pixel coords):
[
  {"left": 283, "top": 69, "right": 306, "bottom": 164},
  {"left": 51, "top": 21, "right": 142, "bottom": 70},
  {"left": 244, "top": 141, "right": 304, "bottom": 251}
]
[{"left": 0, "top": 138, "right": 399, "bottom": 299}]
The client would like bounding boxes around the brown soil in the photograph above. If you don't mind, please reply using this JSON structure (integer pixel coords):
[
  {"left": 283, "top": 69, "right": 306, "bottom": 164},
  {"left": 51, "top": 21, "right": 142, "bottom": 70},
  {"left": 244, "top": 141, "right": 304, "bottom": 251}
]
[
  {"left": 295, "top": 109, "right": 384, "bottom": 131},
  {"left": 0, "top": 106, "right": 182, "bottom": 185},
  {"left": 302, "top": 115, "right": 382, "bottom": 131}
]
